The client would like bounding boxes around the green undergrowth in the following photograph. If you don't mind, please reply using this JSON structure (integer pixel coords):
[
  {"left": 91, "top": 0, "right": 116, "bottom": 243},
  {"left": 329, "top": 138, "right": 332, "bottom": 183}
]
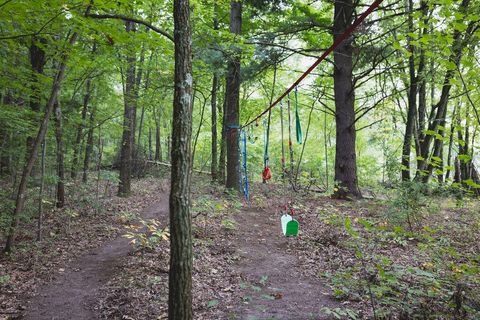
[{"left": 320, "top": 184, "right": 480, "bottom": 319}]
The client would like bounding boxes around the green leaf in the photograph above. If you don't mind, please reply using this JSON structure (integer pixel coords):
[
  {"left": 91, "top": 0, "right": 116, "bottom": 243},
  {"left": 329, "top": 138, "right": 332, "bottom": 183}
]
[
  {"left": 423, "top": 129, "right": 437, "bottom": 136},
  {"left": 464, "top": 179, "right": 480, "bottom": 189},
  {"left": 445, "top": 61, "right": 457, "bottom": 70},
  {"left": 344, "top": 217, "right": 359, "bottom": 238},
  {"left": 458, "top": 154, "right": 471, "bottom": 162},
  {"left": 453, "top": 22, "right": 467, "bottom": 32},
  {"left": 207, "top": 299, "right": 220, "bottom": 308}
]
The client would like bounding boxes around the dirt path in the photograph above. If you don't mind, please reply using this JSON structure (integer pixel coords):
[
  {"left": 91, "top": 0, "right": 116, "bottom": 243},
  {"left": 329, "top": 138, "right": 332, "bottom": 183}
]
[
  {"left": 233, "top": 208, "right": 337, "bottom": 320},
  {"left": 21, "top": 191, "right": 169, "bottom": 320}
]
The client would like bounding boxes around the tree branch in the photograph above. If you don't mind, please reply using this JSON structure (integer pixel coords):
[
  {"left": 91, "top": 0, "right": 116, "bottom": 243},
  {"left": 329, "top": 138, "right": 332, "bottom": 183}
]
[
  {"left": 86, "top": 13, "right": 174, "bottom": 42},
  {"left": 356, "top": 118, "right": 384, "bottom": 131}
]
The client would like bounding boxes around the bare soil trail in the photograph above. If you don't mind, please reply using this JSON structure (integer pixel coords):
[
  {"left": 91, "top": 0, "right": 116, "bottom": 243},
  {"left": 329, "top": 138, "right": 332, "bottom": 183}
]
[
  {"left": 18, "top": 181, "right": 337, "bottom": 320},
  {"left": 21, "top": 190, "right": 170, "bottom": 320},
  {"left": 232, "top": 207, "right": 338, "bottom": 320}
]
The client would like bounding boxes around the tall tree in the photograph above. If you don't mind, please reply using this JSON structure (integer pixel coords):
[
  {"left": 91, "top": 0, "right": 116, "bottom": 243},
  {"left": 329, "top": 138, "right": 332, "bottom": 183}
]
[
  {"left": 414, "top": 0, "right": 473, "bottom": 181},
  {"left": 54, "top": 100, "right": 65, "bottom": 208},
  {"left": 210, "top": 3, "right": 220, "bottom": 181},
  {"left": 225, "top": 0, "right": 242, "bottom": 191},
  {"left": 72, "top": 43, "right": 96, "bottom": 179},
  {"left": 26, "top": 37, "right": 47, "bottom": 169},
  {"left": 401, "top": 0, "right": 420, "bottom": 181},
  {"left": 82, "top": 106, "right": 96, "bottom": 183},
  {"left": 72, "top": 77, "right": 91, "bottom": 179},
  {"left": 218, "top": 98, "right": 227, "bottom": 184},
  {"left": 169, "top": 0, "right": 193, "bottom": 318},
  {"left": 332, "top": 0, "right": 361, "bottom": 198},
  {"left": 4, "top": 28, "right": 81, "bottom": 253},
  {"left": 211, "top": 74, "right": 219, "bottom": 180},
  {"left": 118, "top": 20, "right": 137, "bottom": 197}
]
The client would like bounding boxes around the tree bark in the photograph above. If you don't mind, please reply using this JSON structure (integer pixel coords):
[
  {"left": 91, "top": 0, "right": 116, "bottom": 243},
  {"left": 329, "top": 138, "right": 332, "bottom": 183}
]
[
  {"left": 37, "top": 139, "right": 46, "bottom": 241},
  {"left": 154, "top": 105, "right": 163, "bottom": 162},
  {"left": 415, "top": 0, "right": 472, "bottom": 180},
  {"left": 0, "top": 128, "right": 10, "bottom": 176},
  {"left": 54, "top": 100, "right": 65, "bottom": 208},
  {"left": 332, "top": 0, "right": 361, "bottom": 199},
  {"left": 401, "top": 0, "right": 418, "bottom": 181},
  {"left": 167, "top": 135, "right": 171, "bottom": 162},
  {"left": 211, "top": 74, "right": 218, "bottom": 180},
  {"left": 218, "top": 97, "right": 227, "bottom": 184},
  {"left": 169, "top": 0, "right": 193, "bottom": 318},
  {"left": 71, "top": 78, "right": 91, "bottom": 179},
  {"left": 26, "top": 37, "right": 47, "bottom": 171},
  {"left": 425, "top": 105, "right": 447, "bottom": 182},
  {"left": 210, "top": 6, "right": 220, "bottom": 181},
  {"left": 72, "top": 43, "right": 96, "bottom": 179},
  {"left": 4, "top": 31, "right": 80, "bottom": 253},
  {"left": 445, "top": 107, "right": 457, "bottom": 180},
  {"left": 135, "top": 46, "right": 151, "bottom": 164},
  {"left": 191, "top": 93, "right": 206, "bottom": 169},
  {"left": 225, "top": 1, "right": 242, "bottom": 191},
  {"left": 82, "top": 106, "right": 96, "bottom": 183},
  {"left": 148, "top": 126, "right": 152, "bottom": 160},
  {"left": 118, "top": 21, "right": 137, "bottom": 197}
]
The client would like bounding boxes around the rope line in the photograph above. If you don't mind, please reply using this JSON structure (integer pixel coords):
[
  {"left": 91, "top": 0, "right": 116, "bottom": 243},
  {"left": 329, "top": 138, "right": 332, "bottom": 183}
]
[{"left": 241, "top": 0, "right": 384, "bottom": 129}]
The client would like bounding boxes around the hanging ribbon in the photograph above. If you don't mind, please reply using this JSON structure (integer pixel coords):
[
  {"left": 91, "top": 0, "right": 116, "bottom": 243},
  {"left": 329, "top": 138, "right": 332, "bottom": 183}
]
[
  {"left": 280, "top": 101, "right": 286, "bottom": 179},
  {"left": 262, "top": 119, "right": 272, "bottom": 181},
  {"left": 247, "top": 126, "right": 257, "bottom": 144},
  {"left": 295, "top": 86, "right": 303, "bottom": 144},
  {"left": 226, "top": 124, "right": 240, "bottom": 143},
  {"left": 287, "top": 93, "right": 294, "bottom": 180},
  {"left": 240, "top": 129, "right": 249, "bottom": 202}
]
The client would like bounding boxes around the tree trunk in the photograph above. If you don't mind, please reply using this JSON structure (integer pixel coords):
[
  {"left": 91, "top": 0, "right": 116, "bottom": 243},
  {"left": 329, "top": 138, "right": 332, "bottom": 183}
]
[
  {"left": 332, "top": 0, "right": 361, "bottom": 199},
  {"left": 425, "top": 106, "right": 447, "bottom": 182},
  {"left": 54, "top": 100, "right": 65, "bottom": 208},
  {"left": 401, "top": 0, "right": 418, "bottom": 181},
  {"left": 135, "top": 50, "right": 152, "bottom": 163},
  {"left": 458, "top": 109, "right": 471, "bottom": 183},
  {"left": 167, "top": 135, "right": 171, "bottom": 162},
  {"left": 191, "top": 94, "right": 206, "bottom": 169},
  {"left": 210, "top": 6, "right": 220, "bottom": 181},
  {"left": 148, "top": 126, "right": 152, "bottom": 160},
  {"left": 225, "top": 1, "right": 242, "bottom": 191},
  {"left": 211, "top": 74, "right": 218, "bottom": 180},
  {"left": 72, "top": 43, "right": 96, "bottom": 179},
  {"left": 218, "top": 97, "right": 227, "bottom": 184},
  {"left": 414, "top": 2, "right": 429, "bottom": 161},
  {"left": 26, "top": 37, "right": 47, "bottom": 172},
  {"left": 37, "top": 139, "right": 46, "bottom": 241},
  {"left": 169, "top": 0, "right": 193, "bottom": 318},
  {"left": 4, "top": 31, "right": 80, "bottom": 253},
  {"left": 154, "top": 105, "right": 162, "bottom": 162},
  {"left": 1, "top": 92, "right": 13, "bottom": 178},
  {"left": 445, "top": 108, "right": 457, "bottom": 180},
  {"left": 82, "top": 106, "right": 95, "bottom": 183},
  {"left": 95, "top": 127, "right": 103, "bottom": 207},
  {"left": 415, "top": 0, "right": 471, "bottom": 180},
  {"left": 118, "top": 21, "right": 137, "bottom": 197},
  {"left": 72, "top": 78, "right": 91, "bottom": 179},
  {"left": 0, "top": 128, "right": 10, "bottom": 176}
]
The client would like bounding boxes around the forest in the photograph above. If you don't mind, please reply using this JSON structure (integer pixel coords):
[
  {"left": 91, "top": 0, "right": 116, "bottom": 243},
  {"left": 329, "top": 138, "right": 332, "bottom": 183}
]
[{"left": 0, "top": 0, "right": 479, "bottom": 319}]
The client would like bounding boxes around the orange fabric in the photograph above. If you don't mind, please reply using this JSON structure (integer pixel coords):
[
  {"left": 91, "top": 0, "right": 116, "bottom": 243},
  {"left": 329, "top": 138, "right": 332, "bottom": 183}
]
[{"left": 262, "top": 166, "right": 272, "bottom": 180}]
